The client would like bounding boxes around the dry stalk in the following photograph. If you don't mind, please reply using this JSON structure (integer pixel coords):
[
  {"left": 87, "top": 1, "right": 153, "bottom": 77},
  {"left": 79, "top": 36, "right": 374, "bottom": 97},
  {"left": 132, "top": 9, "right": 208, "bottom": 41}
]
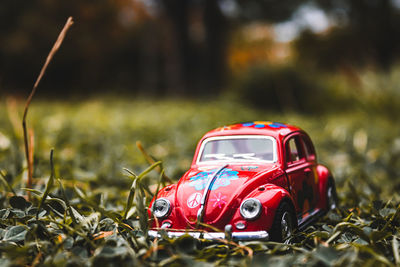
[
  {"left": 28, "top": 128, "right": 34, "bottom": 178},
  {"left": 22, "top": 17, "right": 74, "bottom": 197}
]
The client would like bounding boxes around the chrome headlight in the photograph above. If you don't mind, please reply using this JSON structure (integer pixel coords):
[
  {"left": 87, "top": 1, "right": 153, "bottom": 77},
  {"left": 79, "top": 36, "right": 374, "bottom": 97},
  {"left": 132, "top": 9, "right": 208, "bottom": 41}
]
[
  {"left": 240, "top": 198, "right": 262, "bottom": 220},
  {"left": 152, "top": 198, "right": 171, "bottom": 219}
]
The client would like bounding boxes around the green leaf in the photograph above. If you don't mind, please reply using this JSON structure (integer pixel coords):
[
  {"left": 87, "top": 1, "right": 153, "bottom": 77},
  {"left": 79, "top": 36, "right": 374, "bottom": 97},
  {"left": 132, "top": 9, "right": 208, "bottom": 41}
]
[
  {"left": 63, "top": 236, "right": 74, "bottom": 250},
  {"left": 57, "top": 177, "right": 78, "bottom": 225},
  {"left": 99, "top": 218, "right": 116, "bottom": 231},
  {"left": 326, "top": 231, "right": 342, "bottom": 244},
  {"left": 173, "top": 234, "right": 197, "bottom": 254},
  {"left": 379, "top": 208, "right": 396, "bottom": 218},
  {"left": 353, "top": 238, "right": 369, "bottom": 245},
  {"left": 372, "top": 200, "right": 383, "bottom": 211},
  {"left": 382, "top": 204, "right": 400, "bottom": 231},
  {"left": 136, "top": 161, "right": 162, "bottom": 181},
  {"left": 70, "top": 207, "right": 85, "bottom": 224},
  {"left": 0, "top": 209, "right": 11, "bottom": 220},
  {"left": 45, "top": 198, "right": 67, "bottom": 218},
  {"left": 9, "top": 196, "right": 30, "bottom": 210},
  {"left": 73, "top": 186, "right": 121, "bottom": 222},
  {"left": 313, "top": 246, "right": 340, "bottom": 266},
  {"left": 123, "top": 170, "right": 137, "bottom": 220},
  {"left": 370, "top": 230, "right": 391, "bottom": 243},
  {"left": 331, "top": 222, "right": 370, "bottom": 243},
  {"left": 71, "top": 246, "right": 88, "bottom": 258},
  {"left": 11, "top": 210, "right": 25, "bottom": 219},
  {"left": 20, "top": 188, "right": 43, "bottom": 196},
  {"left": 3, "top": 225, "right": 27, "bottom": 242},
  {"left": 307, "top": 231, "right": 330, "bottom": 239},
  {"left": 322, "top": 225, "right": 333, "bottom": 233},
  {"left": 26, "top": 207, "right": 38, "bottom": 216},
  {"left": 352, "top": 243, "right": 392, "bottom": 266}
]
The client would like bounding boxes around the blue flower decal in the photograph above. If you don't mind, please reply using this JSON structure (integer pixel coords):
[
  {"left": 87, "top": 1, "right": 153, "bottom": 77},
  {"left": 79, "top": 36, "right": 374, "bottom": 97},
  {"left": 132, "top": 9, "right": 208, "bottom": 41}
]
[
  {"left": 268, "top": 122, "right": 287, "bottom": 128},
  {"left": 242, "top": 121, "right": 287, "bottom": 129},
  {"left": 188, "top": 168, "right": 239, "bottom": 191}
]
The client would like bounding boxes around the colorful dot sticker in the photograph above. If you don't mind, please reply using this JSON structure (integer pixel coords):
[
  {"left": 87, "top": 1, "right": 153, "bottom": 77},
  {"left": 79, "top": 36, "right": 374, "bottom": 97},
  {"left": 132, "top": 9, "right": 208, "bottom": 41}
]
[{"left": 241, "top": 121, "right": 287, "bottom": 129}]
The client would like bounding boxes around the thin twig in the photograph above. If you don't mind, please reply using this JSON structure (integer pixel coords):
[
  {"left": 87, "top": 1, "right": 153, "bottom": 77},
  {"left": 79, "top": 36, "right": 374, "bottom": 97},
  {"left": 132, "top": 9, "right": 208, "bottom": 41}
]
[
  {"left": 22, "top": 17, "right": 74, "bottom": 197},
  {"left": 36, "top": 149, "right": 55, "bottom": 220},
  {"left": 31, "top": 251, "right": 43, "bottom": 267},
  {"left": 28, "top": 127, "right": 34, "bottom": 178}
]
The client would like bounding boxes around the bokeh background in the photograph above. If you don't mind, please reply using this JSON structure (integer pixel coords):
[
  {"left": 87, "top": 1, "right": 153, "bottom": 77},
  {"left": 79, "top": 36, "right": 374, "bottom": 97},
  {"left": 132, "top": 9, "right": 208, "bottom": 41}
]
[
  {"left": 1, "top": 0, "right": 400, "bottom": 189},
  {"left": 1, "top": 0, "right": 400, "bottom": 109},
  {"left": 1, "top": 0, "right": 400, "bottom": 191},
  {"left": 0, "top": 1, "right": 400, "bottom": 265}
]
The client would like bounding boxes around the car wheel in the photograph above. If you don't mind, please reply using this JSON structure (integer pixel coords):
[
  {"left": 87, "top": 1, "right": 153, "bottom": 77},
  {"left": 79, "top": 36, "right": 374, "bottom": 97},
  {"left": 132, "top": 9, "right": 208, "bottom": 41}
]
[
  {"left": 326, "top": 179, "right": 338, "bottom": 210},
  {"left": 270, "top": 202, "right": 295, "bottom": 242}
]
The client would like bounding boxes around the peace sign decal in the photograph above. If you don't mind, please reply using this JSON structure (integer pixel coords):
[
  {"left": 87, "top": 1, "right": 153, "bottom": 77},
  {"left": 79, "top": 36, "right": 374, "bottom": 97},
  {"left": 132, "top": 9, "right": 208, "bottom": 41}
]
[{"left": 187, "top": 192, "right": 202, "bottom": 208}]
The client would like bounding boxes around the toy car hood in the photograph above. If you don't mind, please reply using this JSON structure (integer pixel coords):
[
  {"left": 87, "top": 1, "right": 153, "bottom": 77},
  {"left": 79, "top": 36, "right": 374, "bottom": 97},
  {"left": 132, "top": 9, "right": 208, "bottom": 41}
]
[{"left": 161, "top": 162, "right": 280, "bottom": 228}]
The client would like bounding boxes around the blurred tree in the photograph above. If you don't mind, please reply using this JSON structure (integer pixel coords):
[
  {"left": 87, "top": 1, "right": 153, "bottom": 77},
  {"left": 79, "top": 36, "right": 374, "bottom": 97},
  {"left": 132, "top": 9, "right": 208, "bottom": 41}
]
[
  {"left": 158, "top": 0, "right": 193, "bottom": 94},
  {"left": 0, "top": 0, "right": 305, "bottom": 97},
  {"left": 235, "top": 0, "right": 304, "bottom": 22},
  {"left": 157, "top": 0, "right": 304, "bottom": 95},
  {"left": 0, "top": 0, "right": 144, "bottom": 96},
  {"left": 296, "top": 0, "right": 400, "bottom": 70}
]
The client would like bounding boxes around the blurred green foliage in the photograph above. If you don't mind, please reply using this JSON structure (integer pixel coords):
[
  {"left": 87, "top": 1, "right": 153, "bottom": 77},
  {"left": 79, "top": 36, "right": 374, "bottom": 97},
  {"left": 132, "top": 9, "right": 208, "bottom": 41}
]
[
  {"left": 230, "top": 65, "right": 328, "bottom": 113},
  {"left": 0, "top": 73, "right": 399, "bottom": 264},
  {"left": 229, "top": 63, "right": 400, "bottom": 116}
]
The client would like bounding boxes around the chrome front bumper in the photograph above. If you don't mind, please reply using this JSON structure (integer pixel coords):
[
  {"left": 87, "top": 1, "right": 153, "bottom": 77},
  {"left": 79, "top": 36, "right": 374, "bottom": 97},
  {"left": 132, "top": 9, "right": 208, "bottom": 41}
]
[{"left": 148, "top": 230, "right": 269, "bottom": 241}]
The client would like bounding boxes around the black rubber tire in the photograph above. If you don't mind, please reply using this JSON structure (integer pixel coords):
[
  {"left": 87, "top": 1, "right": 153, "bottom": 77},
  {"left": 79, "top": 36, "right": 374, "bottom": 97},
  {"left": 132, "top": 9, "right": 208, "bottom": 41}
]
[
  {"left": 326, "top": 178, "right": 338, "bottom": 210},
  {"left": 270, "top": 202, "right": 296, "bottom": 242}
]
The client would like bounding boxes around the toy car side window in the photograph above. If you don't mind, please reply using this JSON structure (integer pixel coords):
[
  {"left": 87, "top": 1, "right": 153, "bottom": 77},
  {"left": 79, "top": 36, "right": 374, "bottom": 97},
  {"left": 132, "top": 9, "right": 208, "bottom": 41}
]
[
  {"left": 286, "top": 136, "right": 305, "bottom": 164},
  {"left": 300, "top": 134, "right": 316, "bottom": 161}
]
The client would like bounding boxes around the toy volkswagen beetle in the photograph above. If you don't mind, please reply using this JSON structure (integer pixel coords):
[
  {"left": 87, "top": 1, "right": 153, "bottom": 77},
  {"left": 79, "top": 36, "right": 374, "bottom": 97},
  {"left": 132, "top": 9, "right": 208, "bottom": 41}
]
[{"left": 148, "top": 121, "right": 337, "bottom": 242}]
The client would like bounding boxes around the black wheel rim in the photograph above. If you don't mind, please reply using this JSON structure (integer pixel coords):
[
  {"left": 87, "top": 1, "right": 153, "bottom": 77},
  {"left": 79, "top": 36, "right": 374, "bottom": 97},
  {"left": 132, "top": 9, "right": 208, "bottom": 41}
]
[
  {"left": 281, "top": 211, "right": 293, "bottom": 240},
  {"left": 327, "top": 186, "right": 337, "bottom": 210}
]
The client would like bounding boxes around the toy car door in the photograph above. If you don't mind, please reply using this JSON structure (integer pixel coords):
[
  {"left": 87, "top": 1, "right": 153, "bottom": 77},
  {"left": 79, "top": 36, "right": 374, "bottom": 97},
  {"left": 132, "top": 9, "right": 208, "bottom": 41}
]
[
  {"left": 299, "top": 133, "right": 320, "bottom": 207},
  {"left": 284, "top": 133, "right": 318, "bottom": 217}
]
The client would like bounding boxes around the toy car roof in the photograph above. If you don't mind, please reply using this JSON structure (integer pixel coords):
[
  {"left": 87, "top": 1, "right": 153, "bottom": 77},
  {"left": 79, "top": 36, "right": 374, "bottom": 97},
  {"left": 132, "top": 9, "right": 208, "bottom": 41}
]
[{"left": 202, "top": 121, "right": 302, "bottom": 140}]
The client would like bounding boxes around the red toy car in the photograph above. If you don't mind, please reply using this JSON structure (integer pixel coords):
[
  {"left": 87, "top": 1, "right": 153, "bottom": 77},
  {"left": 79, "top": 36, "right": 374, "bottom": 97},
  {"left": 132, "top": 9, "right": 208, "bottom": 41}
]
[{"left": 148, "top": 121, "right": 337, "bottom": 242}]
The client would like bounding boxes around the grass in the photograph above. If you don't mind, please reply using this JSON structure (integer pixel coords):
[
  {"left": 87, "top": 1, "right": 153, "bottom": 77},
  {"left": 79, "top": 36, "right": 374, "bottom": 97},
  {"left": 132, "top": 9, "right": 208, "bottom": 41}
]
[{"left": 0, "top": 97, "right": 399, "bottom": 266}]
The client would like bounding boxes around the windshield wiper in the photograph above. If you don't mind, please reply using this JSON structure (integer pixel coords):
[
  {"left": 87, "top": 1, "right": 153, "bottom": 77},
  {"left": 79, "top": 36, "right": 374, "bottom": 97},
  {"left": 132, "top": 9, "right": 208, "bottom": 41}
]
[
  {"left": 232, "top": 153, "right": 259, "bottom": 160},
  {"left": 203, "top": 154, "right": 234, "bottom": 161}
]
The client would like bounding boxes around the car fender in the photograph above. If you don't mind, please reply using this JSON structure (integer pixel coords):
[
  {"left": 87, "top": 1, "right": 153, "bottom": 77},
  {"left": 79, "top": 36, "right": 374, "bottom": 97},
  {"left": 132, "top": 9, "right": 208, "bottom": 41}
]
[
  {"left": 316, "top": 164, "right": 333, "bottom": 210},
  {"left": 230, "top": 183, "right": 296, "bottom": 231},
  {"left": 148, "top": 184, "right": 177, "bottom": 227}
]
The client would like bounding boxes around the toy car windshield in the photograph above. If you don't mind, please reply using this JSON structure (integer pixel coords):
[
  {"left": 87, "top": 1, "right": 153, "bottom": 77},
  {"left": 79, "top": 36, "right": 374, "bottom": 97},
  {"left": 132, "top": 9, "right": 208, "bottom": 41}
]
[{"left": 197, "top": 135, "right": 277, "bottom": 163}]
